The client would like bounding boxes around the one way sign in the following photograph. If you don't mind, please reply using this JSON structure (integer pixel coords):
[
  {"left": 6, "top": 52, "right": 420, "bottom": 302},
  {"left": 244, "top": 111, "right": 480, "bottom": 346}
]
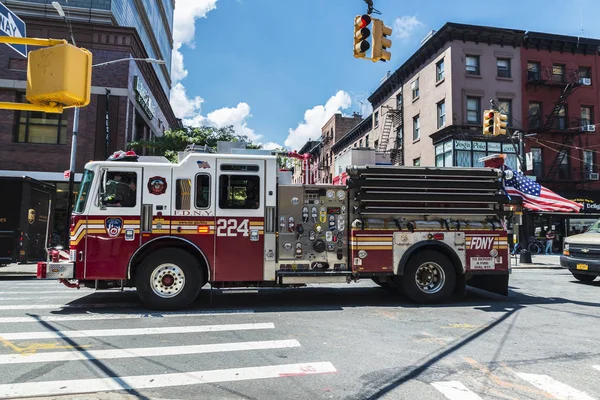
[{"left": 0, "top": 3, "right": 26, "bottom": 57}]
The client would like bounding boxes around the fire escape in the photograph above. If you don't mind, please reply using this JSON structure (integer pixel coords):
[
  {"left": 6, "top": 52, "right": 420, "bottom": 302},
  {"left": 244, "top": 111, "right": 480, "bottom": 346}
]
[
  {"left": 526, "top": 65, "right": 590, "bottom": 182},
  {"left": 378, "top": 103, "right": 403, "bottom": 165}
]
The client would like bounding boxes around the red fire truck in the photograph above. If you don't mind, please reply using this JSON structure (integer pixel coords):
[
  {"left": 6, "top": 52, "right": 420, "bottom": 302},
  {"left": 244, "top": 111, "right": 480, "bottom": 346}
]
[{"left": 38, "top": 149, "right": 512, "bottom": 310}]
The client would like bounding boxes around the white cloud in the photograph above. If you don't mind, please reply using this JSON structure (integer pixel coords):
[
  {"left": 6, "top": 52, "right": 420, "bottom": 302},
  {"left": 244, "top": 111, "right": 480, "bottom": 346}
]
[
  {"left": 170, "top": 83, "right": 204, "bottom": 120},
  {"left": 393, "top": 15, "right": 424, "bottom": 39},
  {"left": 206, "top": 103, "right": 261, "bottom": 141},
  {"left": 171, "top": 0, "right": 218, "bottom": 84},
  {"left": 284, "top": 90, "right": 352, "bottom": 150},
  {"left": 261, "top": 142, "right": 283, "bottom": 150}
]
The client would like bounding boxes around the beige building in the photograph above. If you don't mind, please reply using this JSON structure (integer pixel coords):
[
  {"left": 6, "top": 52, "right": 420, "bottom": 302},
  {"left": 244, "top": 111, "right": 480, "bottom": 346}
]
[
  {"left": 319, "top": 113, "right": 362, "bottom": 183},
  {"left": 368, "top": 23, "right": 525, "bottom": 169}
]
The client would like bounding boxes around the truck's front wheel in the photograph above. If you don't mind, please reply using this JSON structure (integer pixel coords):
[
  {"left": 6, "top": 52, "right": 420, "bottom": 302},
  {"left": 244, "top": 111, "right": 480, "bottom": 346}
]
[
  {"left": 136, "top": 249, "right": 202, "bottom": 310},
  {"left": 402, "top": 250, "right": 456, "bottom": 304}
]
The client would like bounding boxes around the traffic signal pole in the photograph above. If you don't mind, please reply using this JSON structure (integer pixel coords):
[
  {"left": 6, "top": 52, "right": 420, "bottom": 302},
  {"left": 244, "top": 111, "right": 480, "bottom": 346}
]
[{"left": 64, "top": 107, "right": 79, "bottom": 247}]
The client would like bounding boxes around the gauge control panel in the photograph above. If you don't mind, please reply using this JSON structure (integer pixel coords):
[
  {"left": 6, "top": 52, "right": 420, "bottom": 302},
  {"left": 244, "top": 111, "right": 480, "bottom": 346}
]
[{"left": 277, "top": 185, "right": 348, "bottom": 272}]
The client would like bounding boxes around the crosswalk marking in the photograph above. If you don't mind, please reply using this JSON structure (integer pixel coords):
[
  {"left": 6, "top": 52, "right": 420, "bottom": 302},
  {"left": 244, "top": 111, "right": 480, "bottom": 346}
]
[
  {"left": 431, "top": 381, "right": 483, "bottom": 400},
  {"left": 0, "top": 296, "right": 90, "bottom": 301},
  {"left": 516, "top": 372, "right": 596, "bottom": 400},
  {"left": 0, "top": 309, "right": 254, "bottom": 324},
  {"left": 0, "top": 290, "right": 94, "bottom": 294},
  {"left": 0, "top": 322, "right": 275, "bottom": 340},
  {"left": 0, "top": 303, "right": 141, "bottom": 310},
  {"left": 0, "top": 339, "right": 301, "bottom": 364},
  {"left": 0, "top": 361, "right": 337, "bottom": 398},
  {"left": 15, "top": 282, "right": 58, "bottom": 286}
]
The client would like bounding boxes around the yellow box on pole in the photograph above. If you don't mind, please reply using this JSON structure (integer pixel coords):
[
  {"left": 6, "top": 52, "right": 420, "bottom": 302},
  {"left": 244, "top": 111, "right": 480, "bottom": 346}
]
[{"left": 26, "top": 43, "right": 92, "bottom": 108}]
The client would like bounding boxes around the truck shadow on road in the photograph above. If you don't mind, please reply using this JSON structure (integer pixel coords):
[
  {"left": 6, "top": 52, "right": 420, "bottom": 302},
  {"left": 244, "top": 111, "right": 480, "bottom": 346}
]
[{"left": 51, "top": 283, "right": 600, "bottom": 315}]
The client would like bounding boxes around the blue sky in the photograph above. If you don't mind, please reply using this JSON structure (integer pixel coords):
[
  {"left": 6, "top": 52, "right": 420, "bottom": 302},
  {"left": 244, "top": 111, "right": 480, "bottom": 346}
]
[{"left": 170, "top": 0, "right": 600, "bottom": 150}]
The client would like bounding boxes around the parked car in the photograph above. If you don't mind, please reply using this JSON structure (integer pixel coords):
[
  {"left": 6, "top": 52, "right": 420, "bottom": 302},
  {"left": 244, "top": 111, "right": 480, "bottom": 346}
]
[{"left": 561, "top": 219, "right": 600, "bottom": 283}]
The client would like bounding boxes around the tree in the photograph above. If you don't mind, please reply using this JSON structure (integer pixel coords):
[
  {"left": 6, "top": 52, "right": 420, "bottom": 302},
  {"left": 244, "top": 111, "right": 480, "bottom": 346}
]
[{"left": 127, "top": 125, "right": 260, "bottom": 162}]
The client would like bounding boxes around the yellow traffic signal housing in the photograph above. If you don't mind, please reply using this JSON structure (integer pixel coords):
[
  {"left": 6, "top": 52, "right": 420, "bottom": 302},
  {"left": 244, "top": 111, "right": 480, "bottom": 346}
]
[
  {"left": 27, "top": 43, "right": 92, "bottom": 108},
  {"left": 494, "top": 113, "right": 508, "bottom": 136},
  {"left": 371, "top": 18, "right": 392, "bottom": 62},
  {"left": 353, "top": 14, "right": 371, "bottom": 58},
  {"left": 483, "top": 110, "right": 495, "bottom": 136}
]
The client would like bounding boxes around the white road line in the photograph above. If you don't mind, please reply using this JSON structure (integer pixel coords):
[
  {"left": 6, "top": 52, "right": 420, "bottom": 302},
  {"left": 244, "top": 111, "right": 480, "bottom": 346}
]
[
  {"left": 0, "top": 310, "right": 254, "bottom": 324},
  {"left": 0, "top": 339, "right": 301, "bottom": 364},
  {"left": 15, "top": 282, "right": 59, "bottom": 286},
  {"left": 431, "top": 381, "right": 483, "bottom": 400},
  {"left": 0, "top": 303, "right": 141, "bottom": 310},
  {"left": 0, "top": 290, "right": 96, "bottom": 294},
  {"left": 0, "top": 296, "right": 91, "bottom": 301},
  {"left": 516, "top": 373, "right": 596, "bottom": 400},
  {"left": 0, "top": 361, "right": 337, "bottom": 398},
  {"left": 0, "top": 322, "right": 275, "bottom": 340}
]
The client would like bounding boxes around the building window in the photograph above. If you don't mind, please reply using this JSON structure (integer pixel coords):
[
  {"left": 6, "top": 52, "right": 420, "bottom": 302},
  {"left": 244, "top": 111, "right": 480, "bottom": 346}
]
[
  {"left": 354, "top": 142, "right": 357, "bottom": 148},
  {"left": 374, "top": 139, "right": 379, "bottom": 149},
  {"left": 529, "top": 102, "right": 542, "bottom": 130},
  {"left": 365, "top": 134, "right": 369, "bottom": 147},
  {"left": 581, "top": 106, "right": 593, "bottom": 126},
  {"left": 552, "top": 64, "right": 565, "bottom": 83},
  {"left": 466, "top": 97, "right": 481, "bottom": 124},
  {"left": 497, "top": 58, "right": 511, "bottom": 78},
  {"left": 374, "top": 111, "right": 379, "bottom": 128},
  {"left": 584, "top": 150, "right": 594, "bottom": 174},
  {"left": 14, "top": 93, "right": 68, "bottom": 144},
  {"left": 411, "top": 78, "right": 419, "bottom": 99},
  {"left": 558, "top": 149, "right": 570, "bottom": 179},
  {"left": 195, "top": 174, "right": 211, "bottom": 209},
  {"left": 498, "top": 99, "right": 513, "bottom": 126},
  {"left": 532, "top": 148, "right": 543, "bottom": 178},
  {"left": 527, "top": 61, "right": 541, "bottom": 81},
  {"left": 219, "top": 175, "right": 260, "bottom": 209},
  {"left": 413, "top": 115, "right": 420, "bottom": 141},
  {"left": 436, "top": 59, "right": 445, "bottom": 82},
  {"left": 413, "top": 157, "right": 421, "bottom": 166},
  {"left": 175, "top": 179, "right": 191, "bottom": 210},
  {"left": 437, "top": 100, "right": 446, "bottom": 128},
  {"left": 557, "top": 106, "right": 568, "bottom": 130},
  {"left": 396, "top": 93, "right": 403, "bottom": 109},
  {"left": 359, "top": 139, "right": 363, "bottom": 147},
  {"left": 579, "top": 66, "right": 591, "bottom": 84},
  {"left": 466, "top": 55, "right": 480, "bottom": 75}
]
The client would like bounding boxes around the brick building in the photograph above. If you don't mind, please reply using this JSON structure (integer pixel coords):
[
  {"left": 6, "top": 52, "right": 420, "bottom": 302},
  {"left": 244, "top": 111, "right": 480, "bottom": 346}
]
[
  {"left": 0, "top": 0, "right": 178, "bottom": 239},
  {"left": 318, "top": 113, "right": 362, "bottom": 183}
]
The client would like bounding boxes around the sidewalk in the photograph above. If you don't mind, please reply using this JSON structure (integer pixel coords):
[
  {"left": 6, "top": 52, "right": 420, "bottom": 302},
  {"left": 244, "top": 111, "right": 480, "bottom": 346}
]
[
  {"left": 0, "top": 262, "right": 37, "bottom": 278},
  {"left": 511, "top": 253, "right": 564, "bottom": 269}
]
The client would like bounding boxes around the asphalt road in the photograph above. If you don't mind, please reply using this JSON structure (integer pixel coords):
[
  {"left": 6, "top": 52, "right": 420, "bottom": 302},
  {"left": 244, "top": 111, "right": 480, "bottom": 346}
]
[{"left": 0, "top": 268, "right": 598, "bottom": 400}]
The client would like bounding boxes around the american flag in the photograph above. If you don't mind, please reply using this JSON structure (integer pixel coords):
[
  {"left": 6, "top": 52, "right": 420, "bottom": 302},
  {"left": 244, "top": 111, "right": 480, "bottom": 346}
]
[{"left": 504, "top": 167, "right": 583, "bottom": 212}]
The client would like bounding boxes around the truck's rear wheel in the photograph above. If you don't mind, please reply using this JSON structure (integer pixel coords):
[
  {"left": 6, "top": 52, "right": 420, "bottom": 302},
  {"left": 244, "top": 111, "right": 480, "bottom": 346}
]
[
  {"left": 135, "top": 249, "right": 202, "bottom": 310},
  {"left": 402, "top": 250, "right": 456, "bottom": 304},
  {"left": 572, "top": 273, "right": 596, "bottom": 282}
]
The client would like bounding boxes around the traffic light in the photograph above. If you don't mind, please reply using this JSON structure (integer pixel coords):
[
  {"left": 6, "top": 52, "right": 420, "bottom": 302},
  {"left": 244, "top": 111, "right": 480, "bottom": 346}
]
[
  {"left": 494, "top": 112, "right": 508, "bottom": 136},
  {"left": 27, "top": 43, "right": 93, "bottom": 108},
  {"left": 353, "top": 14, "right": 371, "bottom": 58},
  {"left": 483, "top": 110, "right": 495, "bottom": 136},
  {"left": 371, "top": 18, "right": 392, "bottom": 62}
]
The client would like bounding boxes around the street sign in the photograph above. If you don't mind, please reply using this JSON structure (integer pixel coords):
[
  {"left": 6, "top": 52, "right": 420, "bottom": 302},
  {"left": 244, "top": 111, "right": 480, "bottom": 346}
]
[
  {"left": 0, "top": 3, "right": 26, "bottom": 57},
  {"left": 525, "top": 152, "right": 533, "bottom": 171}
]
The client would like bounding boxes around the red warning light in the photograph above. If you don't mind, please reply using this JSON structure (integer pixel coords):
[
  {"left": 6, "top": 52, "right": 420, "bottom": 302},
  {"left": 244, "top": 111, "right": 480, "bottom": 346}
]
[{"left": 359, "top": 14, "right": 371, "bottom": 28}]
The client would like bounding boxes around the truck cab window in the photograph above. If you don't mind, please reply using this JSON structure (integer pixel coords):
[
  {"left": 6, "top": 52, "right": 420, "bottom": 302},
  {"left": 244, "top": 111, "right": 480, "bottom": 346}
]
[
  {"left": 74, "top": 169, "right": 94, "bottom": 213},
  {"left": 219, "top": 175, "right": 259, "bottom": 209},
  {"left": 104, "top": 171, "right": 137, "bottom": 207},
  {"left": 175, "top": 179, "right": 191, "bottom": 210},
  {"left": 195, "top": 175, "right": 210, "bottom": 209}
]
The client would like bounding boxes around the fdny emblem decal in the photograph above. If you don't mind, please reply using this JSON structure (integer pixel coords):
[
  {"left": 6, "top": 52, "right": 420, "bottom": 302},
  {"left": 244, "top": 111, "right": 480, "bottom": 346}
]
[
  {"left": 197, "top": 160, "right": 211, "bottom": 169},
  {"left": 470, "top": 237, "right": 495, "bottom": 250},
  {"left": 105, "top": 218, "right": 123, "bottom": 238},
  {"left": 147, "top": 176, "right": 167, "bottom": 195}
]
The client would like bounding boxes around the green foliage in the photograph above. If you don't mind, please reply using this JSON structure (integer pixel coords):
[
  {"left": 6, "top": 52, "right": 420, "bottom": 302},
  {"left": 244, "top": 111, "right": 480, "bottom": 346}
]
[{"left": 127, "top": 125, "right": 260, "bottom": 163}]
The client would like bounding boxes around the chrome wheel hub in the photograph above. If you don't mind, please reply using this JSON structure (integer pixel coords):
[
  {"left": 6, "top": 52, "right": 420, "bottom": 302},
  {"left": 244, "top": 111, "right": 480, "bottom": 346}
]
[
  {"left": 414, "top": 262, "right": 445, "bottom": 294},
  {"left": 150, "top": 264, "right": 185, "bottom": 298}
]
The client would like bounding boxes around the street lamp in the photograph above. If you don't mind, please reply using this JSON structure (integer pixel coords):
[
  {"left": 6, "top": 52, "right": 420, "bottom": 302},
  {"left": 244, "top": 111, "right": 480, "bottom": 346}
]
[{"left": 93, "top": 58, "right": 166, "bottom": 68}]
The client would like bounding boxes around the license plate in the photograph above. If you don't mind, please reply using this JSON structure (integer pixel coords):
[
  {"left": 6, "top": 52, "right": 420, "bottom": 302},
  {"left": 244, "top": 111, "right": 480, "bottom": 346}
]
[{"left": 576, "top": 263, "right": 589, "bottom": 271}]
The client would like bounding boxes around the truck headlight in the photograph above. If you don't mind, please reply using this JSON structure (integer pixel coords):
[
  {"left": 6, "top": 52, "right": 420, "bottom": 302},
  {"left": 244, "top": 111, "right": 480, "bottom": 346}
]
[{"left": 563, "top": 243, "right": 570, "bottom": 256}]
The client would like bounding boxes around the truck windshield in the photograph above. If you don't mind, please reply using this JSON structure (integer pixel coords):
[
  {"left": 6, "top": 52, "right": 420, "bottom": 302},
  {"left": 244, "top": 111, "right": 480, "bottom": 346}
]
[
  {"left": 584, "top": 219, "right": 600, "bottom": 233},
  {"left": 74, "top": 169, "right": 94, "bottom": 213}
]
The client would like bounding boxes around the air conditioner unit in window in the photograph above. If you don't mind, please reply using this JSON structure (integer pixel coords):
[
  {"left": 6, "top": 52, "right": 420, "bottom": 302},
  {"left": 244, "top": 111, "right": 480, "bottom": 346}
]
[
  {"left": 587, "top": 172, "right": 599, "bottom": 180},
  {"left": 581, "top": 125, "right": 596, "bottom": 132},
  {"left": 580, "top": 77, "right": 592, "bottom": 86},
  {"left": 410, "top": 80, "right": 418, "bottom": 90}
]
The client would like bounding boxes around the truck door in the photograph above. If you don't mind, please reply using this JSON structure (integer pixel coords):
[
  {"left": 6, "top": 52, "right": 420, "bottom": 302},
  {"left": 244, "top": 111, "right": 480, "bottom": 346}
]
[
  {"left": 141, "top": 166, "right": 173, "bottom": 245},
  {"left": 214, "top": 159, "right": 265, "bottom": 282},
  {"left": 84, "top": 166, "right": 142, "bottom": 279}
]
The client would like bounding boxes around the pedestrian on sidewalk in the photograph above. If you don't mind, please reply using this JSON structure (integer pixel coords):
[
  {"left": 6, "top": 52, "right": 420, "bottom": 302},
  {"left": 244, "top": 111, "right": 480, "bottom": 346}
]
[{"left": 545, "top": 230, "right": 556, "bottom": 254}]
